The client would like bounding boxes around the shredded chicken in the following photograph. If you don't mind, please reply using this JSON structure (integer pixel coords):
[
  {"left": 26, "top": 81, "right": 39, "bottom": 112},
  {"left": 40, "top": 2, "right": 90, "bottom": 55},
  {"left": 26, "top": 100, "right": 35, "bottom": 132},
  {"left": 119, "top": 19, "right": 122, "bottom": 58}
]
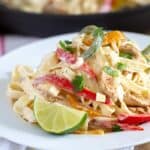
[
  {"left": 98, "top": 71, "right": 119, "bottom": 101},
  {"left": 119, "top": 43, "right": 146, "bottom": 63},
  {"left": 124, "top": 92, "right": 150, "bottom": 107}
]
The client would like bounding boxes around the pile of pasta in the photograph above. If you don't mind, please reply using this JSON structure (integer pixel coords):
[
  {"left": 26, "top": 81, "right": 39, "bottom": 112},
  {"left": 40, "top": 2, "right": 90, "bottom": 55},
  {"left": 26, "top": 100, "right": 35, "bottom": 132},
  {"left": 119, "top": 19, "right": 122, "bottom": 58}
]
[{"left": 8, "top": 25, "right": 150, "bottom": 132}]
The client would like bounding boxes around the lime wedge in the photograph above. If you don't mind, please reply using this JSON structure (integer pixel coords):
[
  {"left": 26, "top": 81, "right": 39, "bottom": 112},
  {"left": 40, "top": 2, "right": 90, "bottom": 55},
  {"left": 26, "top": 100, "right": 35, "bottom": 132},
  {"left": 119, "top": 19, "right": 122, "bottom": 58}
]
[{"left": 34, "top": 98, "right": 87, "bottom": 134}]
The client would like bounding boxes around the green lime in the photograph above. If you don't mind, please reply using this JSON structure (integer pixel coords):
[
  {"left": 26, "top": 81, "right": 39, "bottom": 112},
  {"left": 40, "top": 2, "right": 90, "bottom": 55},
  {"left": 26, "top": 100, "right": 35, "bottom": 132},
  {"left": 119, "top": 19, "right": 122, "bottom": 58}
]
[{"left": 34, "top": 98, "right": 87, "bottom": 134}]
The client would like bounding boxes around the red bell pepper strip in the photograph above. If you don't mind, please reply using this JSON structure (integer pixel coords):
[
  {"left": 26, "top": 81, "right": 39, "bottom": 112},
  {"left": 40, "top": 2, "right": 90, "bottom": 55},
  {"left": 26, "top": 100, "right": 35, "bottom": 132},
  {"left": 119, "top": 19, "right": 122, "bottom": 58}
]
[
  {"left": 90, "top": 118, "right": 143, "bottom": 131},
  {"left": 79, "top": 63, "right": 97, "bottom": 79},
  {"left": 56, "top": 48, "right": 76, "bottom": 64},
  {"left": 33, "top": 74, "right": 73, "bottom": 92},
  {"left": 115, "top": 123, "right": 143, "bottom": 131},
  {"left": 118, "top": 114, "right": 150, "bottom": 125},
  {"left": 77, "top": 88, "right": 96, "bottom": 100},
  {"left": 33, "top": 74, "right": 96, "bottom": 101},
  {"left": 105, "top": 96, "right": 111, "bottom": 105},
  {"left": 56, "top": 48, "right": 97, "bottom": 79}
]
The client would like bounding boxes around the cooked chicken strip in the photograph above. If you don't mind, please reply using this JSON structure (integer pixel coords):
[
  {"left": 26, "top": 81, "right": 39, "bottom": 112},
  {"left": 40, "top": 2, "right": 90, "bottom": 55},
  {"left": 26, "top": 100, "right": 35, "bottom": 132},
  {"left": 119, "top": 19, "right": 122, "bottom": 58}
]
[
  {"left": 98, "top": 71, "right": 119, "bottom": 101},
  {"left": 124, "top": 92, "right": 150, "bottom": 107},
  {"left": 119, "top": 43, "right": 146, "bottom": 63}
]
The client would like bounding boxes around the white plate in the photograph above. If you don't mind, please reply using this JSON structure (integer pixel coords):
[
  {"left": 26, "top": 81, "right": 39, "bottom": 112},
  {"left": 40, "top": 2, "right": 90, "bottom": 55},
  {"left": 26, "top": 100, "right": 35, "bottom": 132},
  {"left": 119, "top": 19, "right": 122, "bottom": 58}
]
[{"left": 0, "top": 32, "right": 150, "bottom": 150}]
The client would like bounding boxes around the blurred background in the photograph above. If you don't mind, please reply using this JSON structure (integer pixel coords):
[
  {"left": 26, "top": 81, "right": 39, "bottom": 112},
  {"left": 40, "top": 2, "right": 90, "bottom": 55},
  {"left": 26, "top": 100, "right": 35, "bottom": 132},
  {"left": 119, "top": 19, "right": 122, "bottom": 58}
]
[
  {"left": 0, "top": 0, "right": 150, "bottom": 37},
  {"left": 0, "top": 0, "right": 150, "bottom": 149}
]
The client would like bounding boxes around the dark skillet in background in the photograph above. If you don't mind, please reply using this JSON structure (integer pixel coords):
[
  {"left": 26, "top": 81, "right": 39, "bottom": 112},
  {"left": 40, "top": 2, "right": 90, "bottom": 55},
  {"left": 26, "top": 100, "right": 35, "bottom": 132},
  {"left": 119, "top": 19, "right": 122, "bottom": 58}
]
[{"left": 0, "top": 4, "right": 150, "bottom": 37}]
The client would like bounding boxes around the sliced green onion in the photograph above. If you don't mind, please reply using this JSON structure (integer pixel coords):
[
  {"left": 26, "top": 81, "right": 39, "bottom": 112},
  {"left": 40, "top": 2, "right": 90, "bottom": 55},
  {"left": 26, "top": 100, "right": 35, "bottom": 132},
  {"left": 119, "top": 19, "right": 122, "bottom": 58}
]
[
  {"left": 103, "top": 66, "right": 119, "bottom": 77},
  {"left": 82, "top": 27, "right": 104, "bottom": 59},
  {"left": 142, "top": 44, "right": 150, "bottom": 62},
  {"left": 119, "top": 52, "right": 133, "bottom": 59},
  {"left": 117, "top": 62, "right": 127, "bottom": 71},
  {"left": 72, "top": 75, "right": 84, "bottom": 92},
  {"left": 92, "top": 27, "right": 103, "bottom": 38},
  {"left": 112, "top": 125, "right": 123, "bottom": 132},
  {"left": 59, "top": 40, "right": 74, "bottom": 52},
  {"left": 64, "top": 40, "right": 72, "bottom": 45}
]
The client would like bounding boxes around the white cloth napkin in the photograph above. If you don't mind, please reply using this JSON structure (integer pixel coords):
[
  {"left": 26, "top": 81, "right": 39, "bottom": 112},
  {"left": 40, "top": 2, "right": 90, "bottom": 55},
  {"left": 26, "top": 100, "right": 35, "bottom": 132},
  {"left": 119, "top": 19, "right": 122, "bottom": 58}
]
[{"left": 0, "top": 35, "right": 134, "bottom": 150}]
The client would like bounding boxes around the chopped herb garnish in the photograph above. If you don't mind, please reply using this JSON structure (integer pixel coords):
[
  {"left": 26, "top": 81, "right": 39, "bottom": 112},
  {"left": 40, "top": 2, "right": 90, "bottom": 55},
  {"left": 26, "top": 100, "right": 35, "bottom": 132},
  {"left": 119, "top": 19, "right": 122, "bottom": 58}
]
[
  {"left": 72, "top": 75, "right": 84, "bottom": 92},
  {"left": 112, "top": 125, "right": 123, "bottom": 132},
  {"left": 119, "top": 52, "right": 133, "bottom": 59},
  {"left": 64, "top": 40, "right": 72, "bottom": 44},
  {"left": 117, "top": 62, "right": 127, "bottom": 71},
  {"left": 59, "top": 40, "right": 74, "bottom": 52},
  {"left": 103, "top": 66, "right": 119, "bottom": 77},
  {"left": 142, "top": 44, "right": 150, "bottom": 62},
  {"left": 82, "top": 27, "right": 104, "bottom": 59}
]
